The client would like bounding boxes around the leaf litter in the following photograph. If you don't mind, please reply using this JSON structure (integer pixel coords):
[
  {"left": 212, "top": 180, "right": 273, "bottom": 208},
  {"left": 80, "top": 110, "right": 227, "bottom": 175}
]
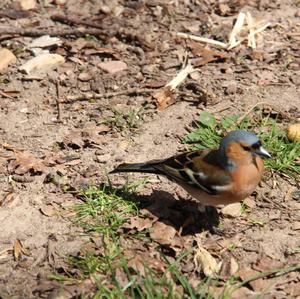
[{"left": 0, "top": 0, "right": 299, "bottom": 298}]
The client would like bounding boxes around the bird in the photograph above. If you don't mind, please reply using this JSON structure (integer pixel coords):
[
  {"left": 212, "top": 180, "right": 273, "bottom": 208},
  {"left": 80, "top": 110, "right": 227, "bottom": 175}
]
[{"left": 110, "top": 130, "right": 271, "bottom": 207}]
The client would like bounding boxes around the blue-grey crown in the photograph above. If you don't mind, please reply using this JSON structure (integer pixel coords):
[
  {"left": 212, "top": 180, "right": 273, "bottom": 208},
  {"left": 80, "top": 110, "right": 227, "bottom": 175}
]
[
  {"left": 220, "top": 130, "right": 259, "bottom": 151},
  {"left": 217, "top": 130, "right": 260, "bottom": 170}
]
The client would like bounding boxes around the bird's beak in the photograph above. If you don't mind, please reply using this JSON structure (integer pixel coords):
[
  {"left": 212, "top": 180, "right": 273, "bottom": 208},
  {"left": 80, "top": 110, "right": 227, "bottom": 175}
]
[{"left": 256, "top": 146, "right": 271, "bottom": 158}]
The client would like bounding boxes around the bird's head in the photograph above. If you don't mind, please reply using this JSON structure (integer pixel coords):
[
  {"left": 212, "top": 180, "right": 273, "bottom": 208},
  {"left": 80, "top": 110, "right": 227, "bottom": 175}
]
[{"left": 219, "top": 130, "right": 271, "bottom": 169}]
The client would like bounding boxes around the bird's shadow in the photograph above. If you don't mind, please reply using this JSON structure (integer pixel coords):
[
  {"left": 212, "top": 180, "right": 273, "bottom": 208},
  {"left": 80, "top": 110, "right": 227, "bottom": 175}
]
[
  {"left": 134, "top": 190, "right": 220, "bottom": 235},
  {"left": 106, "top": 184, "right": 220, "bottom": 235}
]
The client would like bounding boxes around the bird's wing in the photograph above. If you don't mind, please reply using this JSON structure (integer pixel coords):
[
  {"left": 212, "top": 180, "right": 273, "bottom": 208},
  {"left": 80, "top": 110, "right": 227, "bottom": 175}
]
[{"left": 156, "top": 150, "right": 233, "bottom": 195}]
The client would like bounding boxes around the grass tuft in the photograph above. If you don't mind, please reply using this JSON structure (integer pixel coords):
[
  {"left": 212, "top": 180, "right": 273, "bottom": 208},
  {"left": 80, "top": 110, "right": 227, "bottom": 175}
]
[
  {"left": 73, "top": 180, "right": 147, "bottom": 235},
  {"left": 183, "top": 110, "right": 300, "bottom": 179}
]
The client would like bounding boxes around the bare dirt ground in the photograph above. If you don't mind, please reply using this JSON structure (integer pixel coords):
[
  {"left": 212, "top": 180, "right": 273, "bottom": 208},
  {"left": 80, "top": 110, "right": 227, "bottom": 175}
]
[{"left": 0, "top": 0, "right": 299, "bottom": 298}]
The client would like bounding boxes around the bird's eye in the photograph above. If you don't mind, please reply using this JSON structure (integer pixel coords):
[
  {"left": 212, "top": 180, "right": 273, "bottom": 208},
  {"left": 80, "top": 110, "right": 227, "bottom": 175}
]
[
  {"left": 242, "top": 145, "right": 251, "bottom": 151},
  {"left": 251, "top": 141, "right": 261, "bottom": 150}
]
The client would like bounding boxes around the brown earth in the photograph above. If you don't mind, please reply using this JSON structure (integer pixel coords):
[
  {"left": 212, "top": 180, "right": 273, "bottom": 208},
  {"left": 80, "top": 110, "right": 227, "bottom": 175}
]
[{"left": 0, "top": 0, "right": 299, "bottom": 298}]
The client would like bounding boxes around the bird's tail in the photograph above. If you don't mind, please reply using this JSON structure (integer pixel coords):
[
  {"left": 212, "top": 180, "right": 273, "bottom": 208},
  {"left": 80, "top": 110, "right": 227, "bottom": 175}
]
[{"left": 110, "top": 160, "right": 163, "bottom": 175}]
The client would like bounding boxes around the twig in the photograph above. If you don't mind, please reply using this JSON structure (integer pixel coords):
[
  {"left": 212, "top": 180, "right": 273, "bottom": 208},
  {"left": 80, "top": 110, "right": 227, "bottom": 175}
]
[
  {"left": 176, "top": 32, "right": 228, "bottom": 48},
  {"left": 63, "top": 88, "right": 155, "bottom": 103},
  {"left": 229, "top": 264, "right": 300, "bottom": 296},
  {"left": 166, "top": 63, "right": 194, "bottom": 91},
  {"left": 0, "top": 90, "right": 16, "bottom": 99},
  {"left": 55, "top": 81, "right": 62, "bottom": 122},
  {"left": 51, "top": 14, "right": 105, "bottom": 29},
  {"left": 0, "top": 27, "right": 106, "bottom": 38}
]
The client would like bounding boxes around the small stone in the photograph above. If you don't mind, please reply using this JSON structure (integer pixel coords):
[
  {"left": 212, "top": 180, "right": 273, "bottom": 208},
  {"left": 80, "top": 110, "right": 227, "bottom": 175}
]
[
  {"left": 0, "top": 48, "right": 17, "bottom": 74},
  {"left": 225, "top": 81, "right": 237, "bottom": 95},
  {"left": 221, "top": 203, "right": 242, "bottom": 217},
  {"left": 78, "top": 72, "right": 92, "bottom": 82},
  {"left": 96, "top": 154, "right": 111, "bottom": 163},
  {"left": 19, "top": 0, "right": 36, "bottom": 10}
]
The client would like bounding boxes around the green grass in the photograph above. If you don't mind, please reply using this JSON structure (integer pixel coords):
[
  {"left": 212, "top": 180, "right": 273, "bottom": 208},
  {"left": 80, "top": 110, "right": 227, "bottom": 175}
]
[
  {"left": 73, "top": 180, "right": 149, "bottom": 235},
  {"left": 101, "top": 107, "right": 145, "bottom": 131},
  {"left": 51, "top": 183, "right": 221, "bottom": 298},
  {"left": 183, "top": 110, "right": 300, "bottom": 179}
]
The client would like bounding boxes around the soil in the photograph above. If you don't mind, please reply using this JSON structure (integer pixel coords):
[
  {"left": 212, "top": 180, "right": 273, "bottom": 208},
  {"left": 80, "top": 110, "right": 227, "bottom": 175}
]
[{"left": 0, "top": 0, "right": 299, "bottom": 298}]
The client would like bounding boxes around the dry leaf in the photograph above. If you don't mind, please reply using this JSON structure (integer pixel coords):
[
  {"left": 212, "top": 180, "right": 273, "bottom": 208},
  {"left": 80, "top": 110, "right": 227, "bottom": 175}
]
[
  {"left": 194, "top": 235, "right": 222, "bottom": 278},
  {"left": 19, "top": 53, "right": 65, "bottom": 74},
  {"left": 123, "top": 216, "right": 155, "bottom": 232},
  {"left": 194, "top": 246, "right": 221, "bottom": 278},
  {"left": 98, "top": 60, "right": 127, "bottom": 74},
  {"left": 221, "top": 203, "right": 242, "bottom": 217},
  {"left": 13, "top": 239, "right": 23, "bottom": 261},
  {"left": 11, "top": 150, "right": 45, "bottom": 174},
  {"left": 40, "top": 204, "right": 57, "bottom": 217},
  {"left": 0, "top": 48, "right": 17, "bottom": 74},
  {"left": 220, "top": 257, "right": 239, "bottom": 277},
  {"left": 149, "top": 221, "right": 176, "bottom": 246},
  {"left": 237, "top": 267, "right": 267, "bottom": 291},
  {"left": 0, "top": 192, "right": 19, "bottom": 207},
  {"left": 153, "top": 87, "right": 176, "bottom": 111},
  {"left": 187, "top": 41, "right": 228, "bottom": 66},
  {"left": 127, "top": 252, "right": 165, "bottom": 277}
]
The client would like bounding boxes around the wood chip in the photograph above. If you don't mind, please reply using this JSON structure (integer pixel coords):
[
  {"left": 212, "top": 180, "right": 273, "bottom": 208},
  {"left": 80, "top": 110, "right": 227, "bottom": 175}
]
[
  {"left": 19, "top": 53, "right": 65, "bottom": 74},
  {"left": 0, "top": 48, "right": 17, "bottom": 74},
  {"left": 19, "top": 0, "right": 36, "bottom": 10},
  {"left": 28, "top": 35, "right": 62, "bottom": 48}
]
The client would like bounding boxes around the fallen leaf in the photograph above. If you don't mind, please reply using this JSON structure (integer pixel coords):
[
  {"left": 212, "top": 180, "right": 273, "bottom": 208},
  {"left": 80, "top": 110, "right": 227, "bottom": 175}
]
[
  {"left": 98, "top": 60, "right": 127, "bottom": 74},
  {"left": 149, "top": 221, "right": 176, "bottom": 246},
  {"left": 40, "top": 204, "right": 57, "bottom": 217},
  {"left": 123, "top": 216, "right": 155, "bottom": 232},
  {"left": 127, "top": 252, "right": 165, "bottom": 277},
  {"left": 0, "top": 192, "right": 19, "bottom": 207},
  {"left": 194, "top": 245, "right": 221, "bottom": 278},
  {"left": 19, "top": 53, "right": 65, "bottom": 74},
  {"left": 221, "top": 203, "right": 242, "bottom": 217},
  {"left": 28, "top": 35, "right": 62, "bottom": 48},
  {"left": 153, "top": 87, "right": 176, "bottom": 111},
  {"left": 220, "top": 257, "right": 239, "bottom": 277},
  {"left": 13, "top": 239, "right": 23, "bottom": 261},
  {"left": 237, "top": 267, "right": 267, "bottom": 292},
  {"left": 10, "top": 150, "right": 45, "bottom": 175},
  {"left": 0, "top": 48, "right": 17, "bottom": 74},
  {"left": 63, "top": 131, "right": 84, "bottom": 149},
  {"left": 253, "top": 256, "right": 284, "bottom": 272},
  {"left": 186, "top": 42, "right": 228, "bottom": 67}
]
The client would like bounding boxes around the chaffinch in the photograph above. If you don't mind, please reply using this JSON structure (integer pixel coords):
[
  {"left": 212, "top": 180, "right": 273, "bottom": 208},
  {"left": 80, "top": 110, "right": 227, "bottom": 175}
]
[{"left": 110, "top": 130, "right": 271, "bottom": 206}]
